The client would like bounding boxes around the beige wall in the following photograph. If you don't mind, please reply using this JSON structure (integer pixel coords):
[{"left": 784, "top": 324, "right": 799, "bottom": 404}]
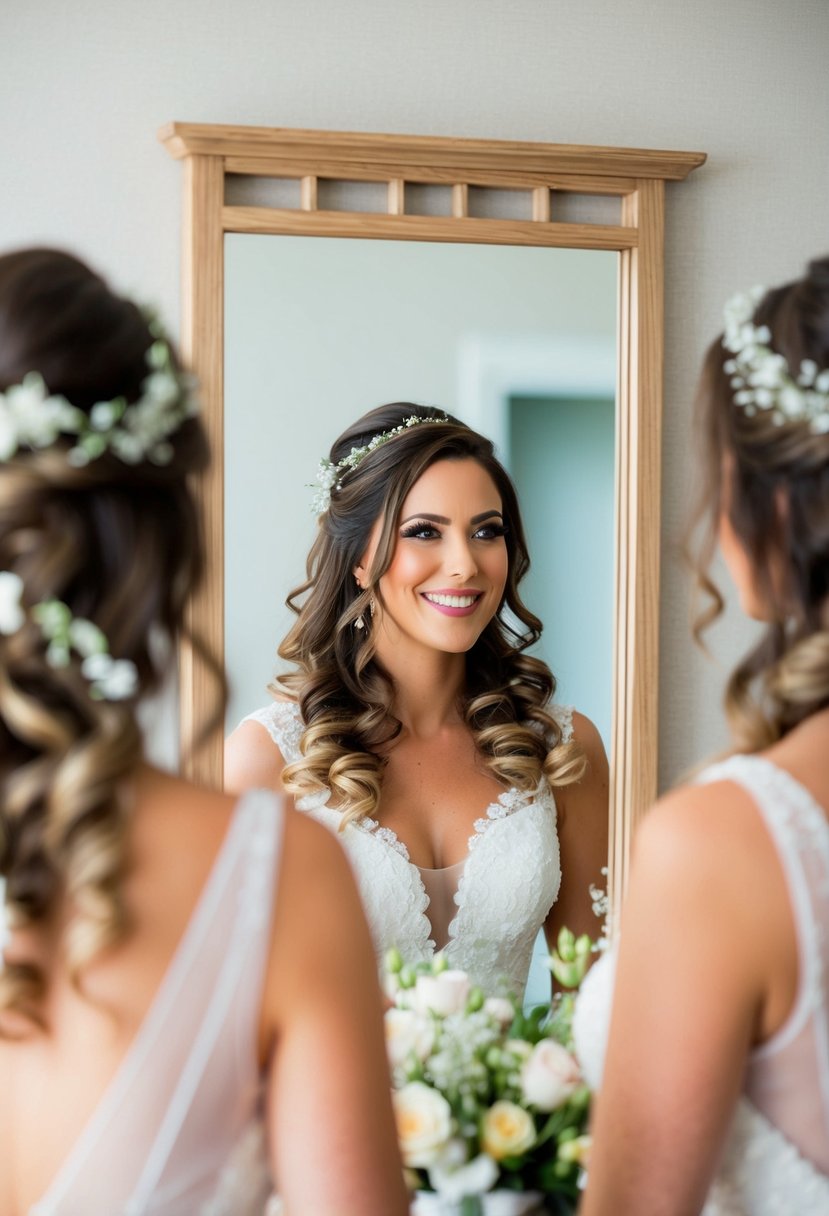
[{"left": 2, "top": 0, "right": 827, "bottom": 784}]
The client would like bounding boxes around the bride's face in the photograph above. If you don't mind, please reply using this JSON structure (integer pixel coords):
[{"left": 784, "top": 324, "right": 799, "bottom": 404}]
[{"left": 356, "top": 458, "right": 509, "bottom": 657}]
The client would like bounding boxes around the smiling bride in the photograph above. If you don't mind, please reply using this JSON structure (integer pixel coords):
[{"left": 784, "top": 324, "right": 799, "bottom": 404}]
[{"left": 225, "top": 402, "right": 608, "bottom": 999}]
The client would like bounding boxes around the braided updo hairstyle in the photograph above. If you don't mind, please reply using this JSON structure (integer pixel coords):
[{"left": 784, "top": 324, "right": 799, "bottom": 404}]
[
  {"left": 0, "top": 248, "right": 212, "bottom": 1031},
  {"left": 689, "top": 255, "right": 829, "bottom": 751},
  {"left": 277, "top": 402, "right": 585, "bottom": 827}
]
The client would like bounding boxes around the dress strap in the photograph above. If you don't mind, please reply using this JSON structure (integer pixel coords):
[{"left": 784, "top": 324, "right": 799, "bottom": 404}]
[
  {"left": 243, "top": 700, "right": 304, "bottom": 764},
  {"left": 697, "top": 754, "right": 829, "bottom": 1111}
]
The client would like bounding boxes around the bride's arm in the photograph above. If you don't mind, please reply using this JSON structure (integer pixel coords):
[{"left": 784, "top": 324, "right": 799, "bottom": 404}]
[
  {"left": 579, "top": 780, "right": 792, "bottom": 1216},
  {"left": 546, "top": 711, "right": 609, "bottom": 949},
  {"left": 262, "top": 808, "right": 409, "bottom": 1216}
]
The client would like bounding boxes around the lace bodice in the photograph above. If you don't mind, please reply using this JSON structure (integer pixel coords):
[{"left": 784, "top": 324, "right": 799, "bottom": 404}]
[
  {"left": 243, "top": 699, "right": 570, "bottom": 997},
  {"left": 573, "top": 754, "right": 829, "bottom": 1214},
  {"left": 26, "top": 790, "right": 283, "bottom": 1216}
]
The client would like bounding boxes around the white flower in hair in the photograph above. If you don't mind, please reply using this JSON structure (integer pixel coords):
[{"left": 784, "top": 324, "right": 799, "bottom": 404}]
[
  {"left": 0, "top": 310, "right": 197, "bottom": 469},
  {"left": 723, "top": 287, "right": 829, "bottom": 434},
  {"left": 68, "top": 618, "right": 108, "bottom": 658},
  {"left": 81, "top": 652, "right": 139, "bottom": 701},
  {"left": 0, "top": 589, "right": 145, "bottom": 702},
  {"left": 310, "top": 413, "right": 451, "bottom": 513},
  {"left": 0, "top": 571, "right": 25, "bottom": 635}
]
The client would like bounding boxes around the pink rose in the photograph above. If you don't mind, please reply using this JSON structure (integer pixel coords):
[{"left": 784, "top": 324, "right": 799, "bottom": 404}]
[{"left": 520, "top": 1039, "right": 581, "bottom": 1111}]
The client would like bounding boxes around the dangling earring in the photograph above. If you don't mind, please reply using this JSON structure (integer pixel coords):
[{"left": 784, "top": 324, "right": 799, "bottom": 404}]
[
  {"left": 354, "top": 574, "right": 367, "bottom": 630},
  {"left": 369, "top": 593, "right": 376, "bottom": 618}
]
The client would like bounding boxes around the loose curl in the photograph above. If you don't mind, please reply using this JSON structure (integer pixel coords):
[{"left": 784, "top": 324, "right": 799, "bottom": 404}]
[
  {"left": 0, "top": 248, "right": 219, "bottom": 1032},
  {"left": 687, "top": 254, "right": 829, "bottom": 752},
  {"left": 276, "top": 402, "right": 585, "bottom": 827}
]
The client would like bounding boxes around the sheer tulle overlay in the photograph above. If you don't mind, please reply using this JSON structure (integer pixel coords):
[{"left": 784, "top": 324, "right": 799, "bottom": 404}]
[
  {"left": 29, "top": 790, "right": 283, "bottom": 1216},
  {"left": 573, "top": 755, "right": 829, "bottom": 1214},
  {"left": 245, "top": 701, "right": 571, "bottom": 998}
]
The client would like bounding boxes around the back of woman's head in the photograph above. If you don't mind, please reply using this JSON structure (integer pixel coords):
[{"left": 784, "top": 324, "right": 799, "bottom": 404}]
[
  {"left": 690, "top": 254, "right": 829, "bottom": 749},
  {"left": 0, "top": 247, "right": 209, "bottom": 1030}
]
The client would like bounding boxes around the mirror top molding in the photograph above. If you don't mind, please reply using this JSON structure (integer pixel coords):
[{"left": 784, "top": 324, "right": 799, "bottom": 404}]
[{"left": 159, "top": 121, "right": 705, "bottom": 184}]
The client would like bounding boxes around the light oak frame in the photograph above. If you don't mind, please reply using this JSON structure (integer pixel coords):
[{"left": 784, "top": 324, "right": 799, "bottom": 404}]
[{"left": 160, "top": 121, "right": 705, "bottom": 924}]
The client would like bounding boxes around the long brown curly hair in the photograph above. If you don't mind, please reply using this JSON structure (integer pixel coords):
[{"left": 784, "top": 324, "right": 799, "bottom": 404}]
[
  {"left": 0, "top": 248, "right": 218, "bottom": 1031},
  {"left": 276, "top": 402, "right": 585, "bottom": 827},
  {"left": 687, "top": 255, "right": 829, "bottom": 752}
]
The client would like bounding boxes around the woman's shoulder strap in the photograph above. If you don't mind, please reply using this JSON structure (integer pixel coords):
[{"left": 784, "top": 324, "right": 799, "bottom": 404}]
[{"left": 242, "top": 700, "right": 304, "bottom": 764}]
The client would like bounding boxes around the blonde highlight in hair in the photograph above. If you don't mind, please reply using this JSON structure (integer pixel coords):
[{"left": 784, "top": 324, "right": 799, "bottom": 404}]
[
  {"left": 686, "top": 255, "right": 829, "bottom": 754},
  {"left": 0, "top": 248, "right": 220, "bottom": 1034},
  {"left": 276, "top": 402, "right": 584, "bottom": 827}
]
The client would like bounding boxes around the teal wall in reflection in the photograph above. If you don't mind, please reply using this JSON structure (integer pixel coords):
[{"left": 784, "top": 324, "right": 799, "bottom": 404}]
[{"left": 510, "top": 393, "right": 615, "bottom": 1009}]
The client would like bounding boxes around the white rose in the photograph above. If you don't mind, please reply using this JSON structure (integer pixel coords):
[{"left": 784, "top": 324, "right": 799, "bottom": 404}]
[
  {"left": 428, "top": 1150, "right": 498, "bottom": 1200},
  {"left": 412, "top": 969, "right": 470, "bottom": 1017},
  {"left": 385, "top": 1008, "right": 435, "bottom": 1068},
  {"left": 483, "top": 996, "right": 516, "bottom": 1029},
  {"left": 520, "top": 1039, "right": 581, "bottom": 1111},
  {"left": 481, "top": 1100, "right": 536, "bottom": 1160},
  {"left": 393, "top": 1082, "right": 453, "bottom": 1167}
]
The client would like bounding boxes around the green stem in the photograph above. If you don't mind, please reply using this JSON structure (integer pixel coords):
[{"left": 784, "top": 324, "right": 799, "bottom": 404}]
[{"left": 460, "top": 1197, "right": 483, "bottom": 1216}]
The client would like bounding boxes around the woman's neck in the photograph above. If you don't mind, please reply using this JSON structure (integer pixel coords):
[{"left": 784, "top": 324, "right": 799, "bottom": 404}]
[{"left": 373, "top": 635, "right": 467, "bottom": 739}]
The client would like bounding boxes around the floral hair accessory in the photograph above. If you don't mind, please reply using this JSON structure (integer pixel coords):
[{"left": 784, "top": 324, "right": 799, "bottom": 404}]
[
  {"left": 0, "top": 571, "right": 138, "bottom": 701},
  {"left": 310, "top": 413, "right": 451, "bottom": 514},
  {"left": 0, "top": 312, "right": 198, "bottom": 468},
  {"left": 723, "top": 287, "right": 829, "bottom": 434}
]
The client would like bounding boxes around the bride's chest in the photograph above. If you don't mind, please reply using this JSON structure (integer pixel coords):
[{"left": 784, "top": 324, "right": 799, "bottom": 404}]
[
  {"left": 306, "top": 784, "right": 562, "bottom": 961},
  {"left": 377, "top": 736, "right": 509, "bottom": 870}
]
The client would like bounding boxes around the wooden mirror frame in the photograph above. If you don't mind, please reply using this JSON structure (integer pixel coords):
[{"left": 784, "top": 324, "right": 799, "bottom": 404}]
[{"left": 160, "top": 121, "right": 705, "bottom": 925}]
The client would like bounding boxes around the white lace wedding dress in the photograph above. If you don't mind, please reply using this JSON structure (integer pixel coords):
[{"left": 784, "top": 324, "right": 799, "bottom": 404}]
[
  {"left": 25, "top": 790, "right": 282, "bottom": 1215},
  {"left": 573, "top": 754, "right": 829, "bottom": 1214},
  {"left": 243, "top": 699, "right": 571, "bottom": 998}
]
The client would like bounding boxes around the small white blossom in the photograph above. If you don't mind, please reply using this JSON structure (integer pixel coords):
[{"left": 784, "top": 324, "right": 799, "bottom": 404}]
[
  {"left": 85, "top": 656, "right": 139, "bottom": 701},
  {"left": 68, "top": 618, "right": 107, "bottom": 658},
  {"left": 0, "top": 572, "right": 25, "bottom": 635}
]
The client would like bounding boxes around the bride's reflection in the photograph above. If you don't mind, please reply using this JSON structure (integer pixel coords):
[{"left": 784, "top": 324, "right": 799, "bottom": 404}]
[{"left": 226, "top": 402, "right": 609, "bottom": 998}]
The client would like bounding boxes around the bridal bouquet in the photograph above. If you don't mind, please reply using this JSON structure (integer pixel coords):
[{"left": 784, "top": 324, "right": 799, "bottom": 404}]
[{"left": 385, "top": 930, "right": 593, "bottom": 1216}]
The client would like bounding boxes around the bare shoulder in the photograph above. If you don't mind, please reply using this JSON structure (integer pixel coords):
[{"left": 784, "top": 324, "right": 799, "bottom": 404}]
[
  {"left": 570, "top": 710, "right": 608, "bottom": 768},
  {"left": 224, "top": 710, "right": 288, "bottom": 794},
  {"left": 630, "top": 778, "right": 788, "bottom": 932},
  {"left": 636, "top": 783, "right": 773, "bottom": 880}
]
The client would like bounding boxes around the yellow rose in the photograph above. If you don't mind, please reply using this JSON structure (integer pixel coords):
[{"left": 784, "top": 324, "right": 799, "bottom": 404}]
[
  {"left": 481, "top": 1100, "right": 536, "bottom": 1160},
  {"left": 393, "top": 1082, "right": 453, "bottom": 1167}
]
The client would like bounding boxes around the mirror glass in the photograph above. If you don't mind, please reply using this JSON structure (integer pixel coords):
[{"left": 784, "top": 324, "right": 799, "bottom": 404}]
[
  {"left": 225, "top": 235, "right": 617, "bottom": 755},
  {"left": 225, "top": 236, "right": 616, "bottom": 1006}
]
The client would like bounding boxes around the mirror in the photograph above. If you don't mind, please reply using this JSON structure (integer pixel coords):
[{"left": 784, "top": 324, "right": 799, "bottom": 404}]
[
  {"left": 224, "top": 236, "right": 616, "bottom": 751},
  {"left": 160, "top": 121, "right": 706, "bottom": 923}
]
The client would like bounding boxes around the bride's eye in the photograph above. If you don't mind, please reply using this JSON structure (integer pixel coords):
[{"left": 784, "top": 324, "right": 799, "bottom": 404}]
[
  {"left": 472, "top": 521, "right": 507, "bottom": 541},
  {"left": 400, "top": 521, "right": 441, "bottom": 540}
]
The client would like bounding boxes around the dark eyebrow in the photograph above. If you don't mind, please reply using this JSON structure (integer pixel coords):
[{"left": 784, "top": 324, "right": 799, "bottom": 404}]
[{"left": 399, "top": 510, "right": 504, "bottom": 526}]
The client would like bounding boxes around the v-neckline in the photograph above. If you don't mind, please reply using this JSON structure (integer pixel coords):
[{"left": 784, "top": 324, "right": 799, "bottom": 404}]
[
  {"left": 336, "top": 781, "right": 545, "bottom": 961},
  {"left": 30, "top": 793, "right": 255, "bottom": 1214}
]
